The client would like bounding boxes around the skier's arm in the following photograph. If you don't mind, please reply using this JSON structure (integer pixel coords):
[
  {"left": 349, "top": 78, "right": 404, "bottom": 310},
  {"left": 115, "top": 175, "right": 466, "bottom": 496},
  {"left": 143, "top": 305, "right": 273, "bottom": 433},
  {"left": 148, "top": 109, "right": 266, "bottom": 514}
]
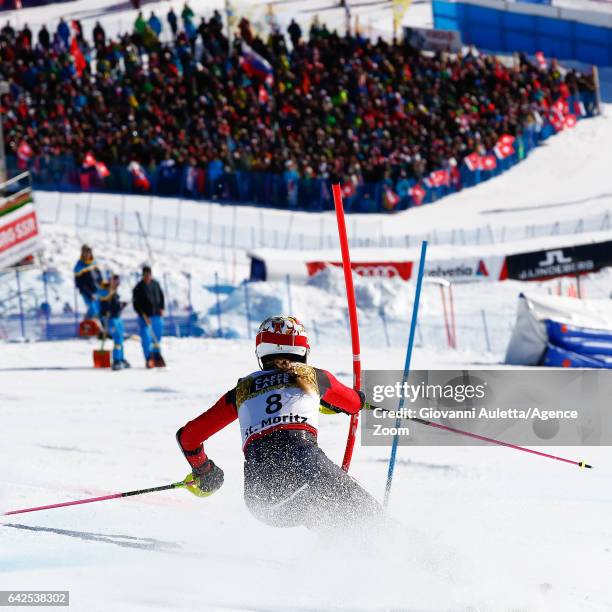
[
  {"left": 176, "top": 389, "right": 237, "bottom": 468},
  {"left": 315, "top": 369, "right": 365, "bottom": 415}
]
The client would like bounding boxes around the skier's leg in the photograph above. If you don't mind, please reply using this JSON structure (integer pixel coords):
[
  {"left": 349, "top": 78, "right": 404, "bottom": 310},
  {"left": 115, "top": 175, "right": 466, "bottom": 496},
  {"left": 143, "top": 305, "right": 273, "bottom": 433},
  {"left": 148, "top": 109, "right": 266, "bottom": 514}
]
[
  {"left": 303, "top": 447, "right": 382, "bottom": 532},
  {"left": 243, "top": 431, "right": 315, "bottom": 528}
]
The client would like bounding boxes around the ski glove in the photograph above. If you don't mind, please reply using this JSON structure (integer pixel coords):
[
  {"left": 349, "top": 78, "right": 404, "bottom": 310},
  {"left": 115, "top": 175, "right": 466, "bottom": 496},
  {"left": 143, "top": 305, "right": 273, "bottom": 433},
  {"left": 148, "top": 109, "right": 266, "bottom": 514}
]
[
  {"left": 184, "top": 459, "right": 224, "bottom": 498},
  {"left": 362, "top": 402, "right": 380, "bottom": 411}
]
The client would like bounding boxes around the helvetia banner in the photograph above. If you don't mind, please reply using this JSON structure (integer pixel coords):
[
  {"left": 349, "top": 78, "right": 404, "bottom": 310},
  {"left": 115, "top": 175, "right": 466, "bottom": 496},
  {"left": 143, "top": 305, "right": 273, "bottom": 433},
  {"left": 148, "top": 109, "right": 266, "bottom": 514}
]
[
  {"left": 424, "top": 256, "right": 505, "bottom": 282},
  {"left": 0, "top": 203, "right": 41, "bottom": 269}
]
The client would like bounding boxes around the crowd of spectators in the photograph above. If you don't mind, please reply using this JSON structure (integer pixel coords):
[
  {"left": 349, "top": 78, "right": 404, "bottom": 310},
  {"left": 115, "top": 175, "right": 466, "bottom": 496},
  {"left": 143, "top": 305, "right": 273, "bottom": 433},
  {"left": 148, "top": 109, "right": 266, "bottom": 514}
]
[{"left": 0, "top": 5, "right": 598, "bottom": 209}]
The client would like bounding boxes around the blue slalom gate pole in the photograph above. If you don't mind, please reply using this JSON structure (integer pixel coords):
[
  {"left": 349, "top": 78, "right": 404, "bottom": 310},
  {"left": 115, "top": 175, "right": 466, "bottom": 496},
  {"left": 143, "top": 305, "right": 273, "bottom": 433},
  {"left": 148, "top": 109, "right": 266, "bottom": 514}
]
[{"left": 383, "top": 240, "right": 428, "bottom": 508}]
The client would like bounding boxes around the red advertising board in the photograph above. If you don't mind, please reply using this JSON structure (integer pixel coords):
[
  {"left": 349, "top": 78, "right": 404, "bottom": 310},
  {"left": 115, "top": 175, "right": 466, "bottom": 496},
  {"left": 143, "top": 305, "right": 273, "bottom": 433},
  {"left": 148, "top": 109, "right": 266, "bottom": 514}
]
[
  {"left": 306, "top": 260, "right": 413, "bottom": 281},
  {"left": 0, "top": 204, "right": 41, "bottom": 269}
]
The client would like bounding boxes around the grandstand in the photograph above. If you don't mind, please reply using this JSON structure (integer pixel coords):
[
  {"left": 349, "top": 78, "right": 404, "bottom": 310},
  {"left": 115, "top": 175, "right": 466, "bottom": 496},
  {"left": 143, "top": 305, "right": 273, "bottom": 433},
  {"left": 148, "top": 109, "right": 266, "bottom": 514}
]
[{"left": 0, "top": 2, "right": 599, "bottom": 212}]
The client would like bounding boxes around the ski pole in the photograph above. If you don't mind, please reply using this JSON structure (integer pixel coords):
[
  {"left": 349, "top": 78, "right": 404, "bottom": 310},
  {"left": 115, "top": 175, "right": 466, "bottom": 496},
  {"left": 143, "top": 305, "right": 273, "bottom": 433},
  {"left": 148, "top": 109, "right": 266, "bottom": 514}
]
[
  {"left": 407, "top": 416, "right": 592, "bottom": 469},
  {"left": 332, "top": 183, "right": 362, "bottom": 473},
  {"left": 384, "top": 240, "right": 428, "bottom": 507},
  {"left": 372, "top": 405, "right": 592, "bottom": 470},
  {"left": 3, "top": 479, "right": 195, "bottom": 517}
]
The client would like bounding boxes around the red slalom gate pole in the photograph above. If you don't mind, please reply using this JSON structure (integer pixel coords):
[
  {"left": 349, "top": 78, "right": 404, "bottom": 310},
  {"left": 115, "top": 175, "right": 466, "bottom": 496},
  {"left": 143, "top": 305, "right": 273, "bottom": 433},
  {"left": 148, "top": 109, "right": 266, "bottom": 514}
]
[
  {"left": 332, "top": 183, "right": 361, "bottom": 472},
  {"left": 4, "top": 480, "right": 194, "bottom": 516}
]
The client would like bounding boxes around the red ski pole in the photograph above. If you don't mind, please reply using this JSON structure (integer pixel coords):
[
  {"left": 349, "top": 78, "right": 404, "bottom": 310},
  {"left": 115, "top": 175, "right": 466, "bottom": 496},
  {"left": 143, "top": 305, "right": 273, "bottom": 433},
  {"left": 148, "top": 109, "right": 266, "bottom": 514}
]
[
  {"left": 4, "top": 479, "right": 195, "bottom": 517},
  {"left": 409, "top": 416, "right": 592, "bottom": 468},
  {"left": 374, "top": 403, "right": 592, "bottom": 469},
  {"left": 332, "top": 183, "right": 361, "bottom": 472}
]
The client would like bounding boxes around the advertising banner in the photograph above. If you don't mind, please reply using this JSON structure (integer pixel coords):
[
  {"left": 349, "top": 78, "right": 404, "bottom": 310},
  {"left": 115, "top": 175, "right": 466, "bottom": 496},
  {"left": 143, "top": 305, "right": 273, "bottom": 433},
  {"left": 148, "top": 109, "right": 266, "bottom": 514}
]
[
  {"left": 424, "top": 256, "right": 506, "bottom": 282},
  {"left": 0, "top": 188, "right": 32, "bottom": 217},
  {"left": 503, "top": 241, "right": 612, "bottom": 281},
  {"left": 404, "top": 27, "right": 463, "bottom": 53},
  {"left": 0, "top": 203, "right": 42, "bottom": 269},
  {"left": 306, "top": 260, "right": 413, "bottom": 281}
]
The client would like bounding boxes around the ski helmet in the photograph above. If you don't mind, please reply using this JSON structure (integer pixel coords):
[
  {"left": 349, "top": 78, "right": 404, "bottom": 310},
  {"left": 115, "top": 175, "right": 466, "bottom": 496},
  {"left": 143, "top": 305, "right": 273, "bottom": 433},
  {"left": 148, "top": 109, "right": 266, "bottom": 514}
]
[{"left": 255, "top": 315, "right": 310, "bottom": 364}]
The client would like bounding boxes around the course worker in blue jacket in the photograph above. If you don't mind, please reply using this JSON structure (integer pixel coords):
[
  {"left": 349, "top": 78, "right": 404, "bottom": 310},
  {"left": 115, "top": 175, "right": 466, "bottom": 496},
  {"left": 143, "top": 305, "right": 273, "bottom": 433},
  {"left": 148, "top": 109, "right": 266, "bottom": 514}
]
[{"left": 74, "top": 245, "right": 102, "bottom": 319}]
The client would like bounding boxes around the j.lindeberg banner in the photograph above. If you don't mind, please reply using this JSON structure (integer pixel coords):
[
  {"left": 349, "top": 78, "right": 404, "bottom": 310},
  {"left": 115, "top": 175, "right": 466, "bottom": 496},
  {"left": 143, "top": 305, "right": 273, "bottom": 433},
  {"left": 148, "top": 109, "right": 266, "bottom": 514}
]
[{"left": 503, "top": 241, "right": 612, "bottom": 281}]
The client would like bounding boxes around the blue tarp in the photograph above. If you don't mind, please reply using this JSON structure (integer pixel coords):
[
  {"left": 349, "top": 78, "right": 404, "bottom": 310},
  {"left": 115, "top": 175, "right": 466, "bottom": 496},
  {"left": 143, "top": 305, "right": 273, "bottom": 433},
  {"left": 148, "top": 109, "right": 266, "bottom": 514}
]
[
  {"left": 541, "top": 343, "right": 612, "bottom": 368},
  {"left": 545, "top": 319, "right": 612, "bottom": 356},
  {"left": 541, "top": 320, "right": 612, "bottom": 367}
]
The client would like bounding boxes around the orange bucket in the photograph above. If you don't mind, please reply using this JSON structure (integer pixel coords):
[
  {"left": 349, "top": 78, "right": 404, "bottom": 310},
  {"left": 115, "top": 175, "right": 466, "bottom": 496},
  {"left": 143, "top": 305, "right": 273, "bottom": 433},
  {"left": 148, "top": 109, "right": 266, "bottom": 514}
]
[{"left": 93, "top": 350, "right": 111, "bottom": 368}]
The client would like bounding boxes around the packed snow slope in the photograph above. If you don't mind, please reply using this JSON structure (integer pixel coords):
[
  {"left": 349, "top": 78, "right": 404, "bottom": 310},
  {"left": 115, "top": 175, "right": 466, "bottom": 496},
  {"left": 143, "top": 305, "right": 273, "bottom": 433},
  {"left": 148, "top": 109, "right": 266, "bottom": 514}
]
[{"left": 1, "top": 339, "right": 610, "bottom": 612}]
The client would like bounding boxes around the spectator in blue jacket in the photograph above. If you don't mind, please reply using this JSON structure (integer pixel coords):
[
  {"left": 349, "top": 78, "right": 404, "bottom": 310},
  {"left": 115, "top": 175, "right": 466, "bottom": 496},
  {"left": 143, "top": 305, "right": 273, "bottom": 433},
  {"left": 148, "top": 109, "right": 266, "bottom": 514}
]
[
  {"left": 74, "top": 245, "right": 102, "bottom": 320},
  {"left": 148, "top": 12, "right": 162, "bottom": 37},
  {"left": 167, "top": 7, "right": 178, "bottom": 37},
  {"left": 99, "top": 274, "right": 130, "bottom": 370},
  {"left": 56, "top": 18, "right": 70, "bottom": 47},
  {"left": 132, "top": 265, "right": 165, "bottom": 367}
]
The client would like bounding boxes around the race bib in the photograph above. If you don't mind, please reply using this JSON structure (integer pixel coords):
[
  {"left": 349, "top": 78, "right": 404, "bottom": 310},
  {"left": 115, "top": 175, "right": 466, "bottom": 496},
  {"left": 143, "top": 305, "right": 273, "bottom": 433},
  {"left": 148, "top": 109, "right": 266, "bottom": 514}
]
[{"left": 236, "top": 368, "right": 320, "bottom": 449}]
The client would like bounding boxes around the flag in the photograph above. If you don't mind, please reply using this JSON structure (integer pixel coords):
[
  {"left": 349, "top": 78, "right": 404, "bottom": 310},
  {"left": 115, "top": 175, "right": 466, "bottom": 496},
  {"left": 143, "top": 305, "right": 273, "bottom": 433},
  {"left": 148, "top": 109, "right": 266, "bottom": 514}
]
[
  {"left": 499, "top": 134, "right": 515, "bottom": 147},
  {"left": 574, "top": 100, "right": 587, "bottom": 117},
  {"left": 342, "top": 182, "right": 356, "bottom": 198},
  {"left": 494, "top": 140, "right": 514, "bottom": 159},
  {"left": 535, "top": 51, "right": 547, "bottom": 70},
  {"left": 481, "top": 155, "right": 497, "bottom": 171},
  {"left": 409, "top": 183, "right": 426, "bottom": 206},
  {"left": 424, "top": 169, "right": 450, "bottom": 188},
  {"left": 464, "top": 152, "right": 482, "bottom": 171},
  {"left": 17, "top": 140, "right": 32, "bottom": 169},
  {"left": 553, "top": 99, "right": 569, "bottom": 118},
  {"left": 83, "top": 152, "right": 96, "bottom": 168},
  {"left": 392, "top": 0, "right": 413, "bottom": 33},
  {"left": 383, "top": 186, "right": 400, "bottom": 210},
  {"left": 70, "top": 36, "right": 86, "bottom": 77},
  {"left": 95, "top": 161, "right": 110, "bottom": 179},
  {"left": 258, "top": 84, "right": 269, "bottom": 105},
  {"left": 564, "top": 114, "right": 577, "bottom": 129},
  {"left": 128, "top": 161, "right": 150, "bottom": 191},
  {"left": 549, "top": 113, "right": 564, "bottom": 132},
  {"left": 240, "top": 43, "right": 274, "bottom": 84}
]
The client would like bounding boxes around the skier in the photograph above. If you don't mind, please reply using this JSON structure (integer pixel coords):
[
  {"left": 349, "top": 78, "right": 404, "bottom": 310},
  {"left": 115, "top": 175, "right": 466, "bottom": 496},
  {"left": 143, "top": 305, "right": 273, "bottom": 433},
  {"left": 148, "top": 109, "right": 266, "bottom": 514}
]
[
  {"left": 176, "top": 315, "right": 381, "bottom": 532},
  {"left": 132, "top": 265, "right": 165, "bottom": 368},
  {"left": 99, "top": 274, "right": 130, "bottom": 370}
]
